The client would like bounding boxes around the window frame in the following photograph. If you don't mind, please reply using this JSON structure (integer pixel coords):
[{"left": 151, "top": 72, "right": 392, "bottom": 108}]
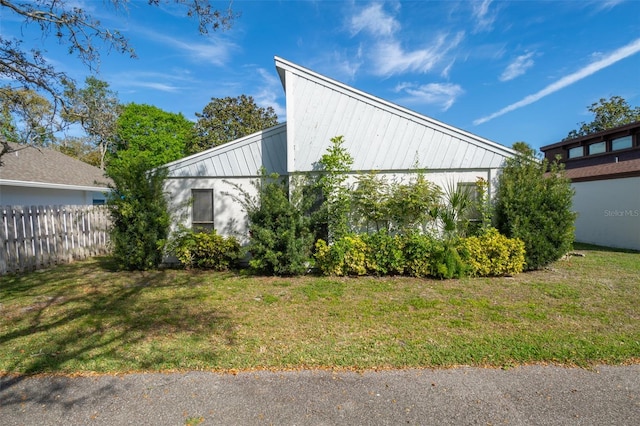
[
  {"left": 191, "top": 189, "right": 214, "bottom": 232},
  {"left": 611, "top": 135, "right": 633, "bottom": 151}
]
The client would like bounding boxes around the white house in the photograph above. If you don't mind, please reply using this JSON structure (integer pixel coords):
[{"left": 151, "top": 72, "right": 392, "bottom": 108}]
[
  {"left": 0, "top": 143, "right": 111, "bottom": 206},
  {"left": 164, "top": 57, "right": 517, "bottom": 239}
]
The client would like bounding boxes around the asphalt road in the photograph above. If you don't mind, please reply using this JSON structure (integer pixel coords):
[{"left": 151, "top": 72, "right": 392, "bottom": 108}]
[{"left": 1, "top": 365, "right": 638, "bottom": 425}]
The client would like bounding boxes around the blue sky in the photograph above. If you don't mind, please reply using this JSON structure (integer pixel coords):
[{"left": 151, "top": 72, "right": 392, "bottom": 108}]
[{"left": 3, "top": 0, "right": 640, "bottom": 151}]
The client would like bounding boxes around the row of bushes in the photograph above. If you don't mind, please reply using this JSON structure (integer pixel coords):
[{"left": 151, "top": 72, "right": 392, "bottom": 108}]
[
  {"left": 315, "top": 228, "right": 525, "bottom": 278},
  {"left": 167, "top": 227, "right": 525, "bottom": 279}
]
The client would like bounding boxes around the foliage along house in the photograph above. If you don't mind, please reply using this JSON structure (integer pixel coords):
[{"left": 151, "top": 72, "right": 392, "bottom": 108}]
[
  {"left": 541, "top": 121, "right": 640, "bottom": 251},
  {"left": 0, "top": 143, "right": 111, "bottom": 207},
  {"left": 163, "top": 57, "right": 517, "bottom": 240}
]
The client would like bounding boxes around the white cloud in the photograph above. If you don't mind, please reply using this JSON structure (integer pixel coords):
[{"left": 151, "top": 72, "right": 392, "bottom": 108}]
[
  {"left": 136, "top": 28, "right": 238, "bottom": 66},
  {"left": 396, "top": 82, "right": 464, "bottom": 111},
  {"left": 253, "top": 68, "right": 285, "bottom": 118},
  {"left": 350, "top": 3, "right": 400, "bottom": 37},
  {"left": 372, "top": 32, "right": 465, "bottom": 76},
  {"left": 472, "top": 0, "right": 497, "bottom": 33},
  {"left": 474, "top": 38, "right": 640, "bottom": 125},
  {"left": 499, "top": 52, "right": 535, "bottom": 81}
]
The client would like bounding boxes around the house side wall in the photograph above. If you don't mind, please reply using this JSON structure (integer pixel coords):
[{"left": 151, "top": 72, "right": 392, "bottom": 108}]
[
  {"left": 167, "top": 169, "right": 500, "bottom": 245},
  {"left": 0, "top": 186, "right": 107, "bottom": 206},
  {"left": 572, "top": 177, "right": 640, "bottom": 250},
  {"left": 284, "top": 70, "right": 510, "bottom": 173},
  {"left": 164, "top": 177, "right": 257, "bottom": 244}
]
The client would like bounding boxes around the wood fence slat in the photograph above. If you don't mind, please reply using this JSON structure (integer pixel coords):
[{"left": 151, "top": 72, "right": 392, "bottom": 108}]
[
  {"left": 0, "top": 204, "right": 110, "bottom": 275},
  {"left": 0, "top": 207, "right": 8, "bottom": 275}
]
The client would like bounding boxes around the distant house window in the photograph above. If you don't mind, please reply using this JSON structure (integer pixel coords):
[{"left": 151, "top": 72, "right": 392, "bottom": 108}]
[
  {"left": 612, "top": 135, "right": 632, "bottom": 151},
  {"left": 568, "top": 146, "right": 583, "bottom": 158},
  {"left": 92, "top": 199, "right": 105, "bottom": 206},
  {"left": 192, "top": 189, "right": 214, "bottom": 231},
  {"left": 588, "top": 141, "right": 606, "bottom": 155}
]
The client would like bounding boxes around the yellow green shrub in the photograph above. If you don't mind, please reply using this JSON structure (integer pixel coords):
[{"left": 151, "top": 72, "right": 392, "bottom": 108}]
[
  {"left": 462, "top": 228, "right": 525, "bottom": 277},
  {"left": 315, "top": 235, "right": 367, "bottom": 276}
]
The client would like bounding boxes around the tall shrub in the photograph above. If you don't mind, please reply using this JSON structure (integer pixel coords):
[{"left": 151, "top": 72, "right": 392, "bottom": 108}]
[
  {"left": 494, "top": 146, "right": 576, "bottom": 270},
  {"left": 239, "top": 171, "right": 314, "bottom": 275},
  {"left": 107, "top": 157, "right": 170, "bottom": 270},
  {"left": 315, "top": 135, "right": 354, "bottom": 241}
]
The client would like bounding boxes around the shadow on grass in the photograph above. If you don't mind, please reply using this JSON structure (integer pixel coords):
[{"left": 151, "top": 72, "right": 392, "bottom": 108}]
[{"left": 0, "top": 256, "right": 234, "bottom": 403}]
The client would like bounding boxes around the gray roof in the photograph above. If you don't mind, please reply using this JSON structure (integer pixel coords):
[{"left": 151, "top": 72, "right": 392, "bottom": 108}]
[{"left": 0, "top": 143, "right": 112, "bottom": 190}]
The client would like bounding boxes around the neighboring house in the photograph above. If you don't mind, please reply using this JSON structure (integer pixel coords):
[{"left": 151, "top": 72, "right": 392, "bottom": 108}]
[
  {"left": 164, "top": 57, "right": 517, "bottom": 240},
  {"left": 0, "top": 143, "right": 111, "bottom": 206},
  {"left": 540, "top": 121, "right": 640, "bottom": 251}
]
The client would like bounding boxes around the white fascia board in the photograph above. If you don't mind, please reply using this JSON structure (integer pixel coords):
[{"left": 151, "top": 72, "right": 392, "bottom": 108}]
[
  {"left": 274, "top": 56, "right": 516, "bottom": 159},
  {"left": 0, "top": 179, "right": 111, "bottom": 192}
]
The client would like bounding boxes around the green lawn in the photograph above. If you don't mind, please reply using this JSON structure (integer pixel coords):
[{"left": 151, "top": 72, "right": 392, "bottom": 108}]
[{"left": 1, "top": 244, "right": 638, "bottom": 375}]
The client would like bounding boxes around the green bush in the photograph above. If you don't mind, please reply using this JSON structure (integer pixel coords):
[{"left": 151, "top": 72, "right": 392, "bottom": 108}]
[
  {"left": 240, "top": 172, "right": 314, "bottom": 276},
  {"left": 461, "top": 228, "right": 525, "bottom": 277},
  {"left": 315, "top": 235, "right": 367, "bottom": 276},
  {"left": 169, "top": 227, "right": 240, "bottom": 270},
  {"left": 428, "top": 239, "right": 468, "bottom": 279},
  {"left": 106, "top": 158, "right": 170, "bottom": 271},
  {"left": 494, "top": 145, "right": 576, "bottom": 270},
  {"left": 361, "top": 230, "right": 405, "bottom": 276},
  {"left": 401, "top": 231, "right": 435, "bottom": 278}
]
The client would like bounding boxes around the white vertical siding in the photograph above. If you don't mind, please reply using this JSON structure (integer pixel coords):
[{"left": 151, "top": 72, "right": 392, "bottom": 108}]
[
  {"left": 165, "top": 124, "right": 287, "bottom": 178},
  {"left": 277, "top": 57, "right": 515, "bottom": 173}
]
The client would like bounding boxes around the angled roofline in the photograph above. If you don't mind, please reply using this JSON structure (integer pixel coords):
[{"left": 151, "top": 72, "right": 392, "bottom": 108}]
[
  {"left": 274, "top": 56, "right": 516, "bottom": 158},
  {"left": 163, "top": 122, "right": 287, "bottom": 172}
]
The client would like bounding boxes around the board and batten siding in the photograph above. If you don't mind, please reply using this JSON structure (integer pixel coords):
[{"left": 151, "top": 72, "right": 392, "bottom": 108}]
[
  {"left": 165, "top": 123, "right": 287, "bottom": 178},
  {"left": 276, "top": 57, "right": 514, "bottom": 174},
  {"left": 163, "top": 125, "right": 288, "bottom": 241}
]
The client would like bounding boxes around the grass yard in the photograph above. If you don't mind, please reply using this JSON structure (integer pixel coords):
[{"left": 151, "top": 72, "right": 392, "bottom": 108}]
[{"left": 0, "top": 244, "right": 638, "bottom": 375}]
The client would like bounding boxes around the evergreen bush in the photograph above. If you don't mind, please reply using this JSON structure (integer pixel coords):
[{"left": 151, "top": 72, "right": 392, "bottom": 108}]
[
  {"left": 241, "top": 172, "right": 314, "bottom": 275},
  {"left": 106, "top": 158, "right": 170, "bottom": 270},
  {"left": 494, "top": 146, "right": 576, "bottom": 270}
]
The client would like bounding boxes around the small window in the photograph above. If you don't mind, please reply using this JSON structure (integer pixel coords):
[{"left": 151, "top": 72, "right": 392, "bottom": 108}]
[
  {"left": 588, "top": 141, "right": 606, "bottom": 155},
  {"left": 568, "top": 146, "right": 583, "bottom": 158},
  {"left": 192, "top": 189, "right": 214, "bottom": 231},
  {"left": 612, "top": 135, "right": 632, "bottom": 151},
  {"left": 92, "top": 199, "right": 105, "bottom": 206}
]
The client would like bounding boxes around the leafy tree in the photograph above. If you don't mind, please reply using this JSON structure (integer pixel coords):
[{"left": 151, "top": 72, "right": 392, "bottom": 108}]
[
  {"left": 494, "top": 142, "right": 576, "bottom": 270},
  {"left": 192, "top": 95, "right": 278, "bottom": 152},
  {"left": 63, "top": 77, "right": 121, "bottom": 170},
  {"left": 106, "top": 156, "right": 171, "bottom": 271},
  {"left": 566, "top": 96, "right": 640, "bottom": 139},
  {"left": 57, "top": 135, "right": 101, "bottom": 167},
  {"left": 0, "top": 0, "right": 236, "bottom": 164},
  {"left": 351, "top": 172, "right": 391, "bottom": 233},
  {"left": 315, "top": 136, "right": 354, "bottom": 241},
  {"left": 0, "top": 86, "right": 59, "bottom": 146},
  {"left": 109, "top": 103, "right": 195, "bottom": 171},
  {"left": 0, "top": 1, "right": 236, "bottom": 107}
]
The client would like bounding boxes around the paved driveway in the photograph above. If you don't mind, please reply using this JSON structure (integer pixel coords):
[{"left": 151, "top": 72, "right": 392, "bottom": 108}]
[{"left": 1, "top": 365, "right": 638, "bottom": 425}]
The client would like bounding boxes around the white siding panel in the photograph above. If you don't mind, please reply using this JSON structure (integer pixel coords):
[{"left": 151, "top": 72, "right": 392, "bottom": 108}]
[
  {"left": 164, "top": 124, "right": 287, "bottom": 178},
  {"left": 277, "top": 58, "right": 515, "bottom": 174}
]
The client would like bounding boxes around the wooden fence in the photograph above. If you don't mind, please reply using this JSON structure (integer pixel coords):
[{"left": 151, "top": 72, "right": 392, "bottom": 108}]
[{"left": 0, "top": 205, "right": 111, "bottom": 275}]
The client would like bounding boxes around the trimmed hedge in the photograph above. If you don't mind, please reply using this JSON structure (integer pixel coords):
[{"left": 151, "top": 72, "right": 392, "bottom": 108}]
[{"left": 315, "top": 229, "right": 524, "bottom": 279}]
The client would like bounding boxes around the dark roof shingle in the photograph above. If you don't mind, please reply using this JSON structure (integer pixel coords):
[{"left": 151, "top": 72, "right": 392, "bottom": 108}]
[{"left": 0, "top": 143, "right": 111, "bottom": 188}]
